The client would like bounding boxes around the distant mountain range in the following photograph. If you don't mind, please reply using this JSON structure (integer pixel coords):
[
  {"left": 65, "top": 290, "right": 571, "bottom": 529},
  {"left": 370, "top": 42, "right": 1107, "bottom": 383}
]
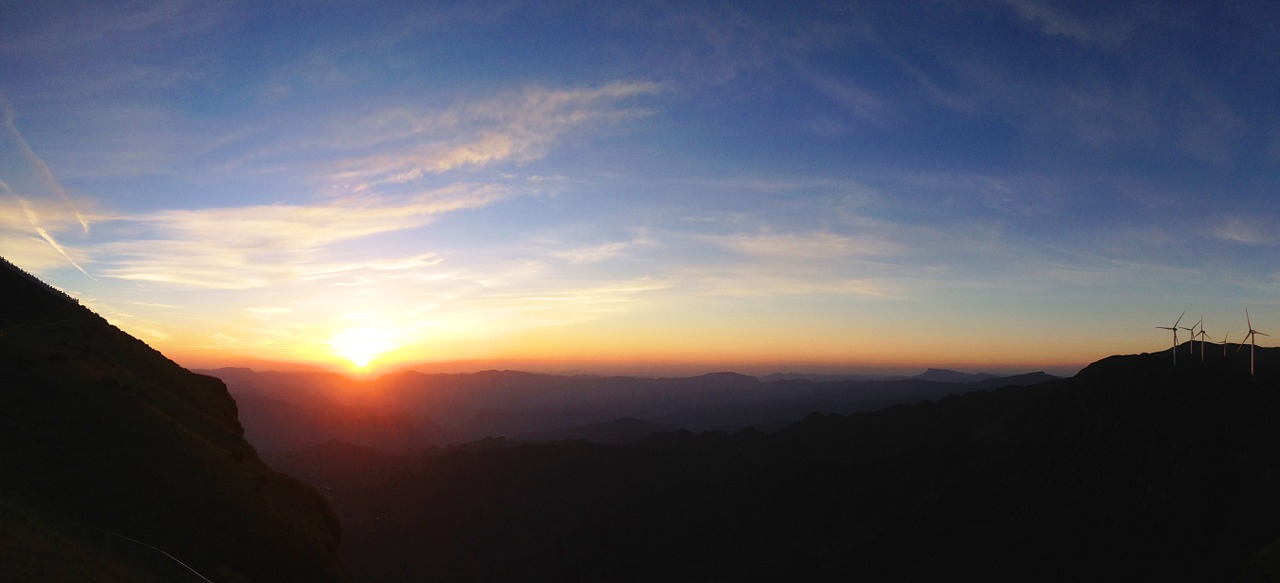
[
  {"left": 0, "top": 257, "right": 348, "bottom": 581},
  {"left": 13, "top": 253, "right": 1280, "bottom": 582},
  {"left": 202, "top": 366, "right": 1058, "bottom": 455},
  {"left": 760, "top": 367, "right": 1000, "bottom": 383},
  {"left": 275, "top": 346, "right": 1280, "bottom": 582}
]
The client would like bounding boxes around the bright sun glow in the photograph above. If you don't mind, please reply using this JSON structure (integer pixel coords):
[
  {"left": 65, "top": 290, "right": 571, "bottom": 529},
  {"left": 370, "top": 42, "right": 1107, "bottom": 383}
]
[{"left": 328, "top": 327, "right": 400, "bottom": 368}]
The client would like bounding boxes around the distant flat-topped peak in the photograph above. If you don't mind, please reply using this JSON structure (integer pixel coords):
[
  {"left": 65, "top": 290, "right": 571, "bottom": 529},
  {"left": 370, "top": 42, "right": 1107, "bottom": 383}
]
[{"left": 916, "top": 368, "right": 998, "bottom": 383}]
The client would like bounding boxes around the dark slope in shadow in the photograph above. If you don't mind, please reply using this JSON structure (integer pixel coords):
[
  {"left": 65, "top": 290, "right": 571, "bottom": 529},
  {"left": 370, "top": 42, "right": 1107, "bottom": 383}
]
[
  {"left": 289, "top": 344, "right": 1280, "bottom": 582},
  {"left": 0, "top": 257, "right": 349, "bottom": 582}
]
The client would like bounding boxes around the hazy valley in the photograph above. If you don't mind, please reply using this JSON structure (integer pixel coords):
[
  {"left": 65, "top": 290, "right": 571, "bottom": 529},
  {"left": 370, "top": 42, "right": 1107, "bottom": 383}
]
[
  {"left": 275, "top": 354, "right": 1280, "bottom": 582},
  {"left": 204, "top": 366, "right": 1056, "bottom": 456}
]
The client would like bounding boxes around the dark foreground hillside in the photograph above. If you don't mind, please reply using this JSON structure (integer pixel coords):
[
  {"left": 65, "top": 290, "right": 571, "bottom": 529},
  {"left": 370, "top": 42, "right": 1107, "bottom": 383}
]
[
  {"left": 279, "top": 344, "right": 1280, "bottom": 582},
  {"left": 0, "top": 258, "right": 349, "bottom": 581}
]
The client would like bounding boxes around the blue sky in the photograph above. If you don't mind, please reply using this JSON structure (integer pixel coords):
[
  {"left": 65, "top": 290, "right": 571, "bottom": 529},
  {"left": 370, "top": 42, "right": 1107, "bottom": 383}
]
[{"left": 3, "top": 1, "right": 1279, "bottom": 375}]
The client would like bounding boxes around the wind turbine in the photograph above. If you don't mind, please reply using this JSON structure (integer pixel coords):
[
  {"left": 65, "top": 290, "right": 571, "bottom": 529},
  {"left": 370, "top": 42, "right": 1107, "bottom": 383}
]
[
  {"left": 1193, "top": 317, "right": 1208, "bottom": 361},
  {"left": 1223, "top": 331, "right": 1230, "bottom": 356},
  {"left": 1181, "top": 317, "right": 1199, "bottom": 358},
  {"left": 1157, "top": 311, "right": 1185, "bottom": 365},
  {"left": 1238, "top": 307, "right": 1268, "bottom": 376}
]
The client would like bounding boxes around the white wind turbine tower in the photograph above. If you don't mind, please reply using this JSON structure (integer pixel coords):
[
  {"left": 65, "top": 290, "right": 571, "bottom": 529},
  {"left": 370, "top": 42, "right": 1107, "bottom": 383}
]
[
  {"left": 1157, "top": 311, "right": 1185, "bottom": 365},
  {"left": 1239, "top": 307, "right": 1268, "bottom": 376}
]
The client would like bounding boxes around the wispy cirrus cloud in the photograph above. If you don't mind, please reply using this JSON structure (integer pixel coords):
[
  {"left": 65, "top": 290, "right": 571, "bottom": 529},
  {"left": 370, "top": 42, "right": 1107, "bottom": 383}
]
[
  {"left": 137, "top": 184, "right": 501, "bottom": 247},
  {"left": 297, "top": 253, "right": 445, "bottom": 287},
  {"left": 329, "top": 81, "right": 665, "bottom": 190},
  {"left": 800, "top": 70, "right": 893, "bottom": 126},
  {"left": 475, "top": 277, "right": 675, "bottom": 328},
  {"left": 1, "top": 0, "right": 228, "bottom": 57},
  {"left": 549, "top": 241, "right": 633, "bottom": 265},
  {"left": 996, "top": 0, "right": 1134, "bottom": 49},
  {"left": 649, "top": 228, "right": 910, "bottom": 299},
  {"left": 701, "top": 230, "right": 901, "bottom": 260},
  {"left": 684, "top": 267, "right": 900, "bottom": 299},
  {"left": 541, "top": 228, "right": 660, "bottom": 265},
  {"left": 645, "top": 2, "right": 867, "bottom": 85},
  {"left": 92, "top": 183, "right": 507, "bottom": 289},
  {"left": 1212, "top": 215, "right": 1277, "bottom": 246}
]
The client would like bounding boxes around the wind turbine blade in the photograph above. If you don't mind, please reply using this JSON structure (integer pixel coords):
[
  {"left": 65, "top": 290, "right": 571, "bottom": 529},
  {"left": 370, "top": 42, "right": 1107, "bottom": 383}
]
[
  {"left": 1175, "top": 311, "right": 1185, "bottom": 327},
  {"left": 1256, "top": 331, "right": 1269, "bottom": 337},
  {"left": 1247, "top": 307, "right": 1252, "bottom": 330}
]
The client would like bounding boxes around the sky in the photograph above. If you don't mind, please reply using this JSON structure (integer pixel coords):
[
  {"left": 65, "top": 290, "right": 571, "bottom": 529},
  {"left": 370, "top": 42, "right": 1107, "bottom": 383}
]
[{"left": 3, "top": 0, "right": 1280, "bottom": 377}]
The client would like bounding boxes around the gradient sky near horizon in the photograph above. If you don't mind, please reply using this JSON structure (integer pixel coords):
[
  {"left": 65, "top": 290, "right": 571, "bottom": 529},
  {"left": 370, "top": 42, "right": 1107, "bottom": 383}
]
[{"left": 3, "top": 1, "right": 1280, "bottom": 376}]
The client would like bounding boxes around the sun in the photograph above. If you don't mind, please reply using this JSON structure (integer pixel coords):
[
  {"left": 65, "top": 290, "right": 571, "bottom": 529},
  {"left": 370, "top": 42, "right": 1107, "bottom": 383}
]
[{"left": 328, "top": 327, "right": 400, "bottom": 369}]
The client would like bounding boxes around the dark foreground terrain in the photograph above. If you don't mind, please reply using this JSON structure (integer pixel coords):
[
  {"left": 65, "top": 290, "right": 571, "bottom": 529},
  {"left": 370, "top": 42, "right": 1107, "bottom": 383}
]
[
  {"left": 8, "top": 254, "right": 1280, "bottom": 582},
  {"left": 0, "top": 257, "right": 349, "bottom": 581},
  {"left": 278, "top": 345, "right": 1280, "bottom": 582}
]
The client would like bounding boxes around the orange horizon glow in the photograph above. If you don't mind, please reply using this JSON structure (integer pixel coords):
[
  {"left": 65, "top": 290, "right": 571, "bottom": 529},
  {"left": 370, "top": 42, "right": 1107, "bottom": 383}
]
[
  {"left": 124, "top": 298, "right": 1125, "bottom": 380},
  {"left": 165, "top": 341, "right": 1094, "bottom": 378},
  {"left": 6, "top": 2, "right": 1275, "bottom": 410}
]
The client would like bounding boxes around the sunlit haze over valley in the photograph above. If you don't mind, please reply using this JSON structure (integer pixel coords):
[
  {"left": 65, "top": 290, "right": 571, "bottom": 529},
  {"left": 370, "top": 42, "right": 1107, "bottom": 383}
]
[{"left": 4, "top": 1, "right": 1279, "bottom": 377}]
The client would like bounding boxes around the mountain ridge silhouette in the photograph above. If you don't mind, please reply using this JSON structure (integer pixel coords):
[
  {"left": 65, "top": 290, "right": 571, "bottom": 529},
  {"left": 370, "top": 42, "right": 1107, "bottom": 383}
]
[
  {"left": 278, "top": 345, "right": 1280, "bottom": 582},
  {"left": 207, "top": 365, "right": 1056, "bottom": 454},
  {"left": 0, "top": 257, "right": 349, "bottom": 581}
]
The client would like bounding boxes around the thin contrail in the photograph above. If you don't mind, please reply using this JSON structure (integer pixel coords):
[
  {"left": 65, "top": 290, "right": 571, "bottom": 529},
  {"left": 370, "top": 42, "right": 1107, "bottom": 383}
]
[
  {"left": 16, "top": 196, "right": 94, "bottom": 279},
  {"left": 1, "top": 94, "right": 90, "bottom": 234},
  {"left": 1, "top": 178, "right": 94, "bottom": 279}
]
